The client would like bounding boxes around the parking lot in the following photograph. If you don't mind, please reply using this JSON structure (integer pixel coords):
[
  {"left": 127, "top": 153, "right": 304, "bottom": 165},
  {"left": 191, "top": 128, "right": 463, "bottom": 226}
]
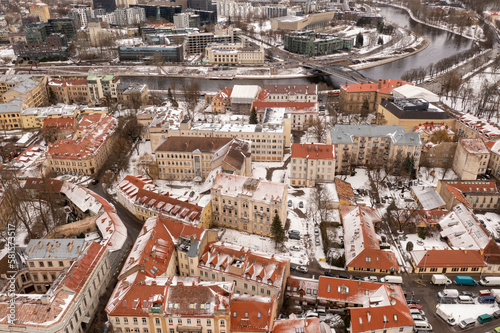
[{"left": 405, "top": 274, "right": 500, "bottom": 332}]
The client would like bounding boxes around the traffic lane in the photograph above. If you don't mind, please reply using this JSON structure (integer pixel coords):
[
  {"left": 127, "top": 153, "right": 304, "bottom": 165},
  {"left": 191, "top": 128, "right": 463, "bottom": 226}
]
[{"left": 88, "top": 182, "right": 143, "bottom": 240}]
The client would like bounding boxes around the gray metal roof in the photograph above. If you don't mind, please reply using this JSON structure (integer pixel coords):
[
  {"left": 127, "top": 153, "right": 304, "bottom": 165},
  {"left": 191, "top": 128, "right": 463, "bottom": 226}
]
[
  {"left": 411, "top": 186, "right": 446, "bottom": 210},
  {"left": 329, "top": 124, "right": 421, "bottom": 145},
  {"left": 25, "top": 239, "right": 86, "bottom": 260}
]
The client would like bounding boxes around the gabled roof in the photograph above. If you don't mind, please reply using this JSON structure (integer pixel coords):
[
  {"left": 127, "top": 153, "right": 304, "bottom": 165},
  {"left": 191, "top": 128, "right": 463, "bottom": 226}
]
[
  {"left": 291, "top": 143, "right": 335, "bottom": 160},
  {"left": 335, "top": 178, "right": 356, "bottom": 205},
  {"left": 457, "top": 113, "right": 500, "bottom": 140},
  {"left": 341, "top": 206, "right": 398, "bottom": 271},
  {"left": 230, "top": 294, "right": 275, "bottom": 332},
  {"left": 440, "top": 180, "right": 499, "bottom": 209},
  {"left": 273, "top": 317, "right": 321, "bottom": 333},
  {"left": 263, "top": 84, "right": 317, "bottom": 96},
  {"left": 24, "top": 177, "right": 64, "bottom": 193},
  {"left": 199, "top": 241, "right": 289, "bottom": 290},
  {"left": 340, "top": 79, "right": 411, "bottom": 94},
  {"left": 410, "top": 249, "right": 485, "bottom": 268}
]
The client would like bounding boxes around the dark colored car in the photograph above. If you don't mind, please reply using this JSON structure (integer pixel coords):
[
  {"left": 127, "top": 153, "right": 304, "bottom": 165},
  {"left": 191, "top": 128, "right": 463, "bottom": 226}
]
[
  {"left": 324, "top": 272, "right": 336, "bottom": 277},
  {"left": 92, "top": 179, "right": 99, "bottom": 185},
  {"left": 338, "top": 274, "right": 349, "bottom": 279}
]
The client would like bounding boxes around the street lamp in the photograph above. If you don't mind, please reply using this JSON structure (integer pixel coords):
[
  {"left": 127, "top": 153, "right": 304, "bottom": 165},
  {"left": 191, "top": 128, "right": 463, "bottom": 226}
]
[{"left": 421, "top": 253, "right": 429, "bottom": 280}]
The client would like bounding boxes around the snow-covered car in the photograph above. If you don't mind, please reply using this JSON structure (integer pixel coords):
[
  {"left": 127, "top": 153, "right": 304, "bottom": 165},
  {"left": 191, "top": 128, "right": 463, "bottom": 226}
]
[
  {"left": 290, "top": 245, "right": 300, "bottom": 251},
  {"left": 296, "top": 266, "right": 308, "bottom": 273}
]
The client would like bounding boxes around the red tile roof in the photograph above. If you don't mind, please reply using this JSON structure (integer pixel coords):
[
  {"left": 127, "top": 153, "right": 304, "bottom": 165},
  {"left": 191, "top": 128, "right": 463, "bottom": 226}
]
[
  {"left": 440, "top": 180, "right": 499, "bottom": 209},
  {"left": 335, "top": 178, "right": 356, "bottom": 205},
  {"left": 273, "top": 317, "right": 321, "bottom": 333},
  {"left": 48, "top": 114, "right": 117, "bottom": 160},
  {"left": 62, "top": 242, "right": 107, "bottom": 293},
  {"left": 340, "top": 79, "right": 411, "bottom": 94},
  {"left": 459, "top": 138, "right": 489, "bottom": 154},
  {"left": 291, "top": 143, "right": 335, "bottom": 160},
  {"left": 230, "top": 295, "right": 275, "bottom": 332},
  {"left": 48, "top": 78, "right": 88, "bottom": 87},
  {"left": 43, "top": 116, "right": 75, "bottom": 130},
  {"left": 252, "top": 101, "right": 317, "bottom": 114},
  {"left": 24, "top": 177, "right": 64, "bottom": 193},
  {"left": 411, "top": 249, "right": 485, "bottom": 267},
  {"left": 213, "top": 88, "right": 232, "bottom": 102},
  {"left": 118, "top": 175, "right": 204, "bottom": 224},
  {"left": 199, "top": 241, "right": 289, "bottom": 291},
  {"left": 118, "top": 217, "right": 176, "bottom": 279}
]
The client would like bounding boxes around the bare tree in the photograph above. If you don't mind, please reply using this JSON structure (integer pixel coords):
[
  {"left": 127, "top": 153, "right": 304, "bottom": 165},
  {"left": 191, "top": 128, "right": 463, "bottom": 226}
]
[
  {"left": 307, "top": 117, "right": 328, "bottom": 142},
  {"left": 137, "top": 153, "right": 159, "bottom": 179}
]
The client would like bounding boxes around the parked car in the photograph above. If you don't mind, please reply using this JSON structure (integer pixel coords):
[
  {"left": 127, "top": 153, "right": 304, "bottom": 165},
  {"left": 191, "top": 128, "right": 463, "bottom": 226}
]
[
  {"left": 478, "top": 296, "right": 496, "bottom": 304},
  {"left": 460, "top": 291, "right": 475, "bottom": 297},
  {"left": 412, "top": 314, "right": 427, "bottom": 322},
  {"left": 363, "top": 276, "right": 378, "bottom": 282},
  {"left": 458, "top": 295, "right": 474, "bottom": 304},
  {"left": 408, "top": 304, "right": 422, "bottom": 310},
  {"left": 298, "top": 201, "right": 304, "bottom": 208},
  {"left": 477, "top": 314, "right": 493, "bottom": 324},
  {"left": 314, "top": 227, "right": 320, "bottom": 235},
  {"left": 288, "top": 200, "right": 292, "bottom": 207},
  {"left": 296, "top": 266, "right": 308, "bottom": 273},
  {"left": 315, "top": 237, "right": 320, "bottom": 245},
  {"left": 338, "top": 274, "right": 349, "bottom": 279},
  {"left": 351, "top": 275, "right": 362, "bottom": 281},
  {"left": 91, "top": 179, "right": 99, "bottom": 185},
  {"left": 493, "top": 310, "right": 500, "bottom": 319},
  {"left": 290, "top": 264, "right": 297, "bottom": 271},
  {"left": 289, "top": 245, "right": 300, "bottom": 251},
  {"left": 289, "top": 233, "right": 301, "bottom": 240},
  {"left": 324, "top": 272, "right": 336, "bottom": 277}
]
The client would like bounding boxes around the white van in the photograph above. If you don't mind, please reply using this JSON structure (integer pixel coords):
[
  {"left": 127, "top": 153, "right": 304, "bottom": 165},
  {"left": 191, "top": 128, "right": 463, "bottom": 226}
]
[
  {"left": 438, "top": 289, "right": 459, "bottom": 299},
  {"left": 380, "top": 275, "right": 403, "bottom": 284},
  {"left": 410, "top": 309, "right": 425, "bottom": 316},
  {"left": 458, "top": 317, "right": 476, "bottom": 329},
  {"left": 414, "top": 320, "right": 432, "bottom": 331},
  {"left": 479, "top": 276, "right": 500, "bottom": 286}
]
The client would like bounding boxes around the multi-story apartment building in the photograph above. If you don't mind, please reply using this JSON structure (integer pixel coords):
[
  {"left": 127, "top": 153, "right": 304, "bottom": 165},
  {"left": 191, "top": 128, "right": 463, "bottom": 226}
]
[
  {"left": 138, "top": 106, "right": 184, "bottom": 143},
  {"left": 43, "top": 116, "right": 77, "bottom": 141},
  {"left": 209, "top": 87, "right": 232, "bottom": 114},
  {"left": 0, "top": 74, "right": 48, "bottom": 130},
  {"left": 263, "top": 84, "right": 317, "bottom": 103},
  {"left": 284, "top": 31, "right": 353, "bottom": 56},
  {"left": 87, "top": 74, "right": 120, "bottom": 104},
  {"left": 118, "top": 45, "right": 185, "bottom": 63},
  {"left": 48, "top": 77, "right": 90, "bottom": 104},
  {"left": 420, "top": 142, "right": 457, "bottom": 168},
  {"left": 20, "top": 104, "right": 80, "bottom": 129},
  {"left": 29, "top": 3, "right": 51, "bottom": 22},
  {"left": 0, "top": 241, "right": 111, "bottom": 333},
  {"left": 211, "top": 174, "right": 287, "bottom": 236},
  {"left": 25, "top": 238, "right": 87, "bottom": 292},
  {"left": 45, "top": 114, "right": 118, "bottom": 175},
  {"left": 452, "top": 138, "right": 490, "bottom": 180},
  {"left": 378, "top": 98, "right": 455, "bottom": 131},
  {"left": 409, "top": 249, "right": 485, "bottom": 275},
  {"left": 251, "top": 101, "right": 318, "bottom": 131},
  {"left": 205, "top": 40, "right": 265, "bottom": 65},
  {"left": 455, "top": 113, "right": 500, "bottom": 141},
  {"left": 327, "top": 125, "right": 422, "bottom": 174},
  {"left": 436, "top": 179, "right": 500, "bottom": 212},
  {"left": 117, "top": 82, "right": 149, "bottom": 106},
  {"left": 116, "top": 175, "right": 213, "bottom": 227},
  {"left": 199, "top": 241, "right": 290, "bottom": 305},
  {"left": 340, "top": 79, "right": 410, "bottom": 114},
  {"left": 290, "top": 143, "right": 335, "bottom": 187},
  {"left": 487, "top": 141, "right": 500, "bottom": 180},
  {"left": 151, "top": 118, "right": 290, "bottom": 161},
  {"left": 155, "top": 136, "right": 252, "bottom": 181},
  {"left": 13, "top": 33, "right": 69, "bottom": 61}
]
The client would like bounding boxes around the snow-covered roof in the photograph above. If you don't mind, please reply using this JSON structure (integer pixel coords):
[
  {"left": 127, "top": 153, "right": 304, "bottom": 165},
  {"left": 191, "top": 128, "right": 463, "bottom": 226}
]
[
  {"left": 25, "top": 238, "right": 87, "bottom": 260},
  {"left": 392, "top": 85, "right": 439, "bottom": 103},
  {"left": 212, "top": 174, "right": 287, "bottom": 204},
  {"left": 438, "top": 203, "right": 490, "bottom": 250},
  {"left": 329, "top": 125, "right": 421, "bottom": 146},
  {"left": 457, "top": 113, "right": 500, "bottom": 140},
  {"left": 411, "top": 186, "right": 446, "bottom": 210},
  {"left": 231, "top": 85, "right": 261, "bottom": 101}
]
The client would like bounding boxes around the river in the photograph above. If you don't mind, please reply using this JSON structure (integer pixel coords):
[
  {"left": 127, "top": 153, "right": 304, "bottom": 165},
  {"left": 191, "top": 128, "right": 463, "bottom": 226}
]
[
  {"left": 360, "top": 5, "right": 474, "bottom": 80},
  {"left": 121, "top": 5, "right": 474, "bottom": 91}
]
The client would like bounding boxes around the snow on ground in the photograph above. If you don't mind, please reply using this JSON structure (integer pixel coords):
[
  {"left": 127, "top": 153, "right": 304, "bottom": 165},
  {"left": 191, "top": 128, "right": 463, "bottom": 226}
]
[
  {"left": 252, "top": 164, "right": 268, "bottom": 179},
  {"left": 475, "top": 212, "right": 500, "bottom": 239},
  {"left": 0, "top": 46, "right": 14, "bottom": 63},
  {"left": 401, "top": 233, "right": 450, "bottom": 251},
  {"left": 418, "top": 167, "right": 458, "bottom": 187},
  {"left": 342, "top": 168, "right": 371, "bottom": 190},
  {"left": 439, "top": 303, "right": 499, "bottom": 323}
]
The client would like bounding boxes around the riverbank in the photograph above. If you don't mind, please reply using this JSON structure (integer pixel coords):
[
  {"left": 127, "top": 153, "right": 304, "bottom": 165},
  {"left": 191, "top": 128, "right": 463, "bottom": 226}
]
[{"left": 375, "top": 1, "right": 484, "bottom": 42}]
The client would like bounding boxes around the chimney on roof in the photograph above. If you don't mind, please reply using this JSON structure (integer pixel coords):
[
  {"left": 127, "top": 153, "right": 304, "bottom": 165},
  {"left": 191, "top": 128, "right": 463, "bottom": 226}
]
[
  {"left": 67, "top": 241, "right": 74, "bottom": 252},
  {"left": 38, "top": 241, "right": 43, "bottom": 249},
  {"left": 47, "top": 242, "right": 53, "bottom": 252}
]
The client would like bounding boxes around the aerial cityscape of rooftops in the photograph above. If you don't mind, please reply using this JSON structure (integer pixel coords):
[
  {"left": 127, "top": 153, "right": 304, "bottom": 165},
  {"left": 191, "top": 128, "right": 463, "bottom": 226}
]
[{"left": 1, "top": 0, "right": 500, "bottom": 332}]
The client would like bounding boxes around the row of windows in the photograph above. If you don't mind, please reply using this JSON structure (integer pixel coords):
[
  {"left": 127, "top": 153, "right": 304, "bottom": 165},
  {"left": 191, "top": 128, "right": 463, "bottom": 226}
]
[{"left": 29, "top": 260, "right": 66, "bottom": 268}]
